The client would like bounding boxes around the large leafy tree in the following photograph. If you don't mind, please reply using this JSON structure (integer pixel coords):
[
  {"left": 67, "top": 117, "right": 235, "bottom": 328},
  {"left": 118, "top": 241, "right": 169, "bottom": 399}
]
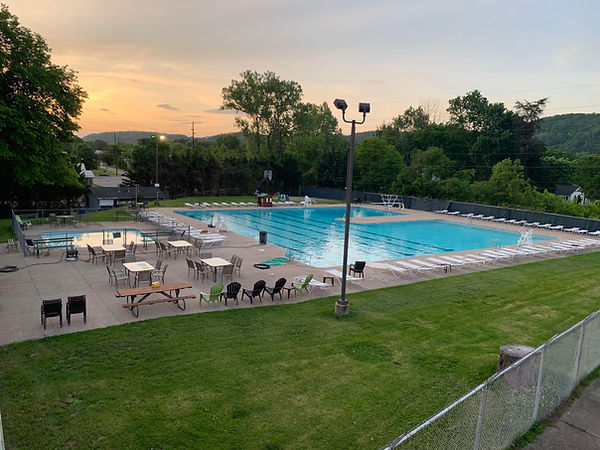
[
  {"left": 221, "top": 70, "right": 302, "bottom": 155},
  {"left": 354, "top": 137, "right": 406, "bottom": 192},
  {"left": 0, "top": 5, "right": 86, "bottom": 205}
]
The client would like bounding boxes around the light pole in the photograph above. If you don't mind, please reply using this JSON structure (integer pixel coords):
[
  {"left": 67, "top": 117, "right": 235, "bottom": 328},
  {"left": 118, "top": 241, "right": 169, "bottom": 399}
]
[
  {"left": 333, "top": 99, "right": 370, "bottom": 317},
  {"left": 153, "top": 134, "right": 166, "bottom": 205}
]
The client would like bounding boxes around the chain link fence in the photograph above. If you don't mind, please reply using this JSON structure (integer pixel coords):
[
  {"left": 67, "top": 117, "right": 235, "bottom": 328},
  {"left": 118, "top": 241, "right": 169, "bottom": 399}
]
[{"left": 384, "top": 310, "right": 600, "bottom": 449}]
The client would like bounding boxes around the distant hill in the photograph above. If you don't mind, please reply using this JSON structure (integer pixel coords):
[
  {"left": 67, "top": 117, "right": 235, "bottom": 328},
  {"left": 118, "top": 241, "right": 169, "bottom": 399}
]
[
  {"left": 352, "top": 130, "right": 377, "bottom": 145},
  {"left": 83, "top": 131, "right": 189, "bottom": 145},
  {"left": 82, "top": 130, "right": 249, "bottom": 145},
  {"left": 536, "top": 113, "right": 600, "bottom": 154}
]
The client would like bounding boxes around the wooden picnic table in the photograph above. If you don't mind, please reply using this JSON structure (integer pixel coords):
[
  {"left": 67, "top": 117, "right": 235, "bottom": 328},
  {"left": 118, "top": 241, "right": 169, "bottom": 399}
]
[{"left": 116, "top": 281, "right": 194, "bottom": 317}]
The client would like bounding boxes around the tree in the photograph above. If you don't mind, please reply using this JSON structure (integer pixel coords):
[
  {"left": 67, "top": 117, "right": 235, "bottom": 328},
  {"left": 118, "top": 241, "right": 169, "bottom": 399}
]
[
  {"left": 0, "top": 5, "right": 87, "bottom": 205},
  {"left": 221, "top": 70, "right": 302, "bottom": 155},
  {"left": 447, "top": 90, "right": 513, "bottom": 179},
  {"left": 354, "top": 137, "right": 406, "bottom": 192}
]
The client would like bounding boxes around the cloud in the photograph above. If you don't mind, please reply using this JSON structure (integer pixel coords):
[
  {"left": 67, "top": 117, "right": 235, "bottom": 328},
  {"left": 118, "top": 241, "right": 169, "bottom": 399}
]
[
  {"left": 157, "top": 104, "right": 179, "bottom": 111},
  {"left": 205, "top": 108, "right": 243, "bottom": 114}
]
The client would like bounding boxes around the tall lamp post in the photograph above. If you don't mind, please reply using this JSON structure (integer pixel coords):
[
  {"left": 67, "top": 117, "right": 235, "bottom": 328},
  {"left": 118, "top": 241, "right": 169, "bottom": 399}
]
[
  {"left": 333, "top": 99, "right": 370, "bottom": 317},
  {"left": 153, "top": 134, "right": 166, "bottom": 205}
]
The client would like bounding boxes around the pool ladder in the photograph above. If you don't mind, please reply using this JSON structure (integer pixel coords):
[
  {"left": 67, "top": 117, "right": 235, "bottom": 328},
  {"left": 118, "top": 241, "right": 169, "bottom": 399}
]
[{"left": 488, "top": 239, "right": 501, "bottom": 249}]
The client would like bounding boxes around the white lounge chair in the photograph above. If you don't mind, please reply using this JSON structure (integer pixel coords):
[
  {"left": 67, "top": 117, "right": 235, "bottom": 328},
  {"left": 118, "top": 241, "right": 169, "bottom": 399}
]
[
  {"left": 295, "top": 276, "right": 332, "bottom": 291},
  {"left": 395, "top": 260, "right": 436, "bottom": 273},
  {"left": 423, "top": 257, "right": 454, "bottom": 271},
  {"left": 325, "top": 269, "right": 364, "bottom": 284},
  {"left": 479, "top": 250, "right": 512, "bottom": 261},
  {"left": 409, "top": 259, "right": 446, "bottom": 272},
  {"left": 438, "top": 255, "right": 479, "bottom": 267}
]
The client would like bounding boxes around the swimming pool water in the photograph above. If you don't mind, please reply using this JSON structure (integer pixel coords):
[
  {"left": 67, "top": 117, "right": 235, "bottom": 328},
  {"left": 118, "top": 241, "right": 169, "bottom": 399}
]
[
  {"left": 178, "top": 207, "right": 552, "bottom": 267},
  {"left": 40, "top": 229, "right": 146, "bottom": 247}
]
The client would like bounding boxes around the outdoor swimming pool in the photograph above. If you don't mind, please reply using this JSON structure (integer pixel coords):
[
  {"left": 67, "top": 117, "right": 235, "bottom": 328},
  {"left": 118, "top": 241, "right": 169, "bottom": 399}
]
[
  {"left": 177, "top": 207, "right": 553, "bottom": 267},
  {"left": 40, "top": 229, "right": 148, "bottom": 247}
]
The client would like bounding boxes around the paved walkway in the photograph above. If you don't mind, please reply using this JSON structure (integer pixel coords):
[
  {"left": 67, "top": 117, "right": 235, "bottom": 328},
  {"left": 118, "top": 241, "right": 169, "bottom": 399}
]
[{"left": 526, "top": 377, "right": 600, "bottom": 449}]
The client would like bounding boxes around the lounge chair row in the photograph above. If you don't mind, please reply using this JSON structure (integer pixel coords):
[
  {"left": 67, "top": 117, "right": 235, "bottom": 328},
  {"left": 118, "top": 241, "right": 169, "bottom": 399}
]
[
  {"left": 433, "top": 210, "right": 599, "bottom": 234},
  {"left": 184, "top": 200, "right": 298, "bottom": 208},
  {"left": 378, "top": 238, "right": 600, "bottom": 276},
  {"left": 143, "top": 211, "right": 227, "bottom": 247}
]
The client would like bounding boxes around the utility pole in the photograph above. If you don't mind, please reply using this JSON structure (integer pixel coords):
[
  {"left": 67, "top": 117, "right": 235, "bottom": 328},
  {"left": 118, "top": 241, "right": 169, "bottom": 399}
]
[
  {"left": 113, "top": 131, "right": 118, "bottom": 175},
  {"left": 191, "top": 121, "right": 195, "bottom": 152}
]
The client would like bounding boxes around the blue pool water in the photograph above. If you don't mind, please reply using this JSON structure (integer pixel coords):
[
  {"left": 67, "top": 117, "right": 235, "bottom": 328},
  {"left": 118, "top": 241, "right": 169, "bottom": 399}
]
[
  {"left": 177, "top": 207, "right": 552, "bottom": 267},
  {"left": 40, "top": 229, "right": 146, "bottom": 247}
]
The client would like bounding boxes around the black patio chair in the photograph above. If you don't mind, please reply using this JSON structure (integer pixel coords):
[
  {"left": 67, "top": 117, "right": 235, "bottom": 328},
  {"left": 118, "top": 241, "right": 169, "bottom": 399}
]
[
  {"left": 349, "top": 260, "right": 366, "bottom": 278},
  {"left": 263, "top": 277, "right": 287, "bottom": 301},
  {"left": 186, "top": 258, "right": 197, "bottom": 278},
  {"left": 242, "top": 280, "right": 266, "bottom": 304},
  {"left": 41, "top": 298, "right": 62, "bottom": 329},
  {"left": 220, "top": 282, "right": 242, "bottom": 306},
  {"left": 67, "top": 295, "right": 87, "bottom": 325}
]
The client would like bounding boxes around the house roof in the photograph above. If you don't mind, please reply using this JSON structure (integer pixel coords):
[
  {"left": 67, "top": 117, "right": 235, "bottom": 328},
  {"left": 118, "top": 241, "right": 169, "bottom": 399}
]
[
  {"left": 554, "top": 184, "right": 581, "bottom": 197},
  {"left": 88, "top": 186, "right": 167, "bottom": 200}
]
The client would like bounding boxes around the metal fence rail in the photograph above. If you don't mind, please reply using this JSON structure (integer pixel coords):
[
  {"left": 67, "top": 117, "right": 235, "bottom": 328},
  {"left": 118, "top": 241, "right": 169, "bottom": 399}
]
[{"left": 384, "top": 310, "right": 600, "bottom": 449}]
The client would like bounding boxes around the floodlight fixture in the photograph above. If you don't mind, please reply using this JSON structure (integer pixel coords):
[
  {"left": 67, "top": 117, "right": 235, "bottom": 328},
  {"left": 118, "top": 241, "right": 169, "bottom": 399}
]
[
  {"left": 358, "top": 102, "right": 370, "bottom": 114},
  {"left": 333, "top": 98, "right": 348, "bottom": 111}
]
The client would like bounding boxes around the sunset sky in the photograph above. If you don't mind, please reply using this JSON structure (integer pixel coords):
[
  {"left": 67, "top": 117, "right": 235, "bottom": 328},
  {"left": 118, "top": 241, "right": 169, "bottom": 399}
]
[{"left": 9, "top": 0, "right": 600, "bottom": 137}]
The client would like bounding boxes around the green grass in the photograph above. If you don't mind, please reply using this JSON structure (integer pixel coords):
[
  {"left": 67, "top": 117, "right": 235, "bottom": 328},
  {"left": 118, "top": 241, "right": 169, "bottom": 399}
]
[
  {"left": 0, "top": 218, "right": 15, "bottom": 242},
  {"left": 2, "top": 253, "right": 600, "bottom": 448}
]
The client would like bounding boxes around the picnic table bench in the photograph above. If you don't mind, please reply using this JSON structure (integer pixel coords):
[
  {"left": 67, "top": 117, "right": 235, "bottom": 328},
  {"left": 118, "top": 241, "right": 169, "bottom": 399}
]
[{"left": 116, "top": 282, "right": 194, "bottom": 317}]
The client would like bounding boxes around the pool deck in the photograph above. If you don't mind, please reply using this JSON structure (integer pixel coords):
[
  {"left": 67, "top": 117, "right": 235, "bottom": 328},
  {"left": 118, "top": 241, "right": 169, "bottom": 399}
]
[{"left": 0, "top": 205, "right": 597, "bottom": 346}]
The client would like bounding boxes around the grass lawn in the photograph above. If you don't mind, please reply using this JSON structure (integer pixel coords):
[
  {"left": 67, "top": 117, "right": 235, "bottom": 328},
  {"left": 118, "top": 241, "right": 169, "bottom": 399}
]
[
  {"left": 2, "top": 253, "right": 600, "bottom": 448},
  {"left": 0, "top": 218, "right": 15, "bottom": 242}
]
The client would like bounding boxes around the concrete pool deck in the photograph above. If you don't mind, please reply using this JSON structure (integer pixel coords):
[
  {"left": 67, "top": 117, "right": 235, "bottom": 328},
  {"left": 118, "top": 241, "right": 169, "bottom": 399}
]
[{"left": 0, "top": 206, "right": 597, "bottom": 346}]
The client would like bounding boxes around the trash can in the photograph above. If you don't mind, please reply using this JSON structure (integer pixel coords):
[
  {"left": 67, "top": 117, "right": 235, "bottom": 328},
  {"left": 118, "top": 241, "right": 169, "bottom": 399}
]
[{"left": 259, "top": 231, "right": 268, "bottom": 244}]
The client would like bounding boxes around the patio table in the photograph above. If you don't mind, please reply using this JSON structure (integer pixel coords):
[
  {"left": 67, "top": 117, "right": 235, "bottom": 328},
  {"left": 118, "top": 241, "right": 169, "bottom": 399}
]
[
  {"left": 167, "top": 240, "right": 193, "bottom": 259},
  {"left": 101, "top": 243, "right": 125, "bottom": 264},
  {"left": 123, "top": 261, "right": 155, "bottom": 287},
  {"left": 201, "top": 257, "right": 233, "bottom": 282}
]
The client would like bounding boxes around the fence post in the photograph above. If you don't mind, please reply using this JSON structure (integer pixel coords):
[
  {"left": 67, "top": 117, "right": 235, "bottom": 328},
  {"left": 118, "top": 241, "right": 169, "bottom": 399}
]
[
  {"left": 473, "top": 383, "right": 488, "bottom": 450},
  {"left": 572, "top": 322, "right": 585, "bottom": 386},
  {"left": 0, "top": 408, "right": 5, "bottom": 450},
  {"left": 532, "top": 344, "right": 547, "bottom": 421}
]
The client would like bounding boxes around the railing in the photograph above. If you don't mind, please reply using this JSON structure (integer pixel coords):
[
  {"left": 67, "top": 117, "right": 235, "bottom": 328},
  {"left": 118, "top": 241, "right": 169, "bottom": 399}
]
[
  {"left": 383, "top": 309, "right": 600, "bottom": 449},
  {"left": 488, "top": 239, "right": 501, "bottom": 249}
]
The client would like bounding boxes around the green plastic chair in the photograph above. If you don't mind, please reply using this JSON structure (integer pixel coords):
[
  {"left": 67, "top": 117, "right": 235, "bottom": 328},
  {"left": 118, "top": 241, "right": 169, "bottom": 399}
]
[
  {"left": 200, "top": 283, "right": 223, "bottom": 306},
  {"left": 292, "top": 274, "right": 312, "bottom": 295}
]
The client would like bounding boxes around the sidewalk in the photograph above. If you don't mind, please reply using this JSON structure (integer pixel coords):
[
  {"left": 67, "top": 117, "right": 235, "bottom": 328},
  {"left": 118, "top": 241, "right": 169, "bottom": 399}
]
[{"left": 525, "top": 377, "right": 600, "bottom": 449}]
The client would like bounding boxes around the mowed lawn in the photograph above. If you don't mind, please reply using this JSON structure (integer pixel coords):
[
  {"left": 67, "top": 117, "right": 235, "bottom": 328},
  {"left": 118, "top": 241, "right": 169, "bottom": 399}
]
[{"left": 2, "top": 253, "right": 600, "bottom": 449}]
